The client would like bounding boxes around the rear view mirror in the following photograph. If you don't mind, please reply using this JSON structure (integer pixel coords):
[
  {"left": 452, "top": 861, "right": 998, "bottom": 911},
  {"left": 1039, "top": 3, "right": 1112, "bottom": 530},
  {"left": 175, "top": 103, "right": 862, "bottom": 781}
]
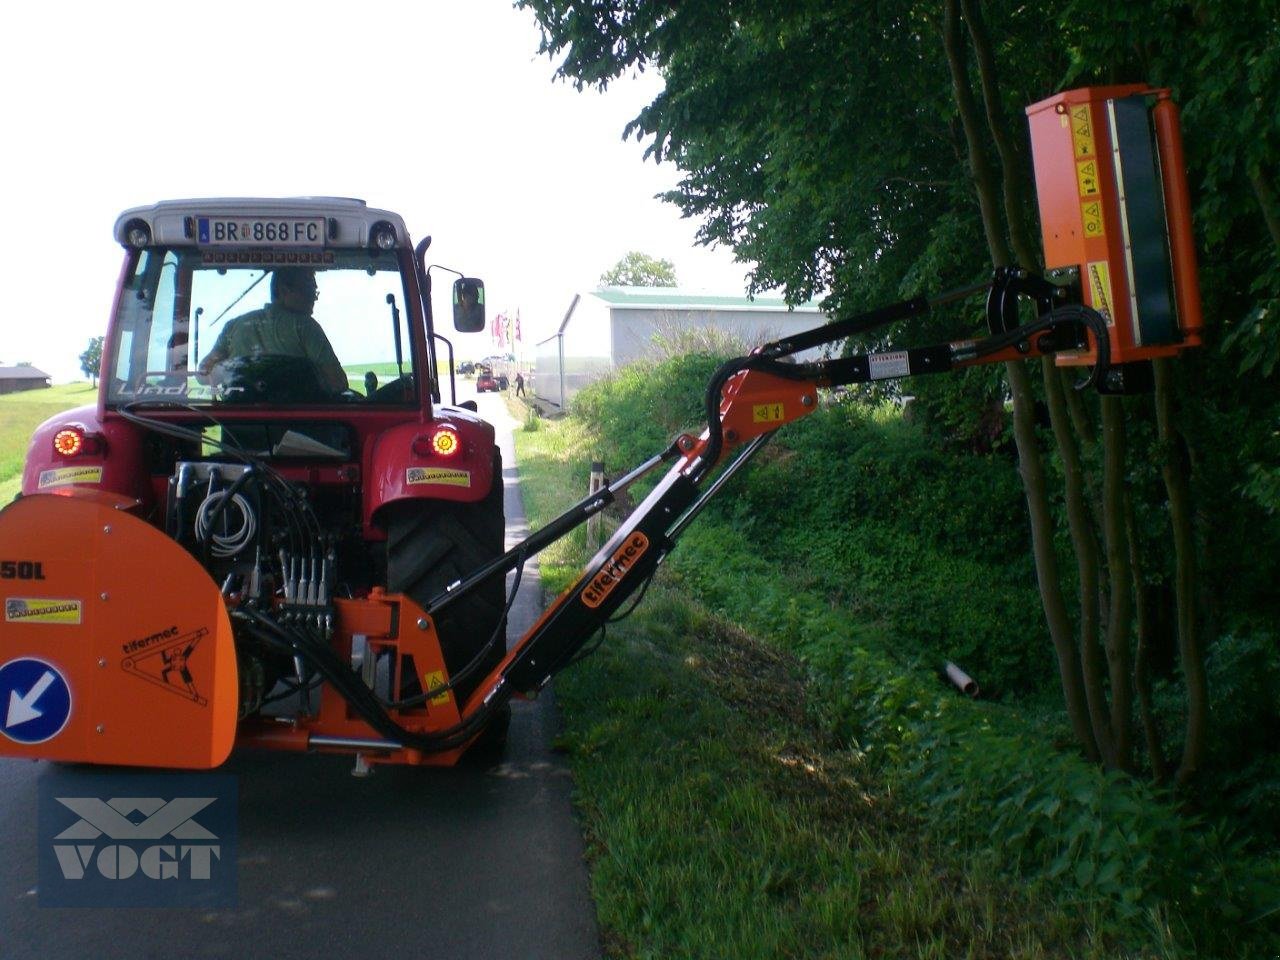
[{"left": 453, "top": 277, "right": 486, "bottom": 333}]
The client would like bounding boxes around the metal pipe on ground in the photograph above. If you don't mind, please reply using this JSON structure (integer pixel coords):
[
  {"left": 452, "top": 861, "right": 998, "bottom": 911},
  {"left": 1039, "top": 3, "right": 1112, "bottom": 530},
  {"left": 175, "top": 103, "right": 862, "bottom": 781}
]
[{"left": 944, "top": 661, "right": 980, "bottom": 697}]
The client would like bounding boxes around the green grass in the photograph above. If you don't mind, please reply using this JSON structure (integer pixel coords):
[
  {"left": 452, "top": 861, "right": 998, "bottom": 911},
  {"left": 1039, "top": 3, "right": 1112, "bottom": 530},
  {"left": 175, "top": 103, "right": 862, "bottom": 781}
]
[
  {"left": 515, "top": 416, "right": 1103, "bottom": 960},
  {"left": 515, "top": 409, "right": 1280, "bottom": 960},
  {"left": 555, "top": 588, "right": 1099, "bottom": 959},
  {"left": 0, "top": 383, "right": 97, "bottom": 500}
]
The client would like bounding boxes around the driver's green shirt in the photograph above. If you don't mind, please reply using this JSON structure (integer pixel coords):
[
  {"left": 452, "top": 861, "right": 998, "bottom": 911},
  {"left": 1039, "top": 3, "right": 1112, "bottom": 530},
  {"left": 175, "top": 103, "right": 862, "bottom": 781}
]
[{"left": 209, "top": 304, "right": 347, "bottom": 391}]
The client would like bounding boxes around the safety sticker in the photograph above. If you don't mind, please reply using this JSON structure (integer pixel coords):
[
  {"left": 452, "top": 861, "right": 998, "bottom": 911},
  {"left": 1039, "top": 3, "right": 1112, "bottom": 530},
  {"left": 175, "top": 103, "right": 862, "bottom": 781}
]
[
  {"left": 406, "top": 467, "right": 471, "bottom": 488},
  {"left": 868, "top": 351, "right": 910, "bottom": 381},
  {"left": 38, "top": 466, "right": 103, "bottom": 489},
  {"left": 752, "top": 403, "right": 785, "bottom": 424},
  {"left": 582, "top": 532, "right": 650, "bottom": 610},
  {"left": 1081, "top": 199, "right": 1106, "bottom": 238},
  {"left": 121, "top": 627, "right": 209, "bottom": 707},
  {"left": 5, "top": 598, "right": 82, "bottom": 625},
  {"left": 1070, "top": 103, "right": 1095, "bottom": 158},
  {"left": 0, "top": 658, "right": 72, "bottom": 744},
  {"left": 1075, "top": 157, "right": 1100, "bottom": 197},
  {"left": 422, "top": 670, "right": 453, "bottom": 706},
  {"left": 1086, "top": 261, "right": 1115, "bottom": 323}
]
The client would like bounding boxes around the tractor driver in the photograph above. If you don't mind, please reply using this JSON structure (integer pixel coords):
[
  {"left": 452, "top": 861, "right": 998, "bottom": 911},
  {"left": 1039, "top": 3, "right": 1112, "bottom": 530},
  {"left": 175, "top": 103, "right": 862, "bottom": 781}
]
[{"left": 198, "top": 267, "right": 348, "bottom": 394}]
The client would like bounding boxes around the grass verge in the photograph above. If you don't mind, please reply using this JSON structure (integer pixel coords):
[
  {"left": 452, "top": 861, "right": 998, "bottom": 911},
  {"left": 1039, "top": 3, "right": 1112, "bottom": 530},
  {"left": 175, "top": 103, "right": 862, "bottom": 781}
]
[
  {"left": 0, "top": 383, "right": 97, "bottom": 501},
  {"left": 512, "top": 411, "right": 1156, "bottom": 960}
]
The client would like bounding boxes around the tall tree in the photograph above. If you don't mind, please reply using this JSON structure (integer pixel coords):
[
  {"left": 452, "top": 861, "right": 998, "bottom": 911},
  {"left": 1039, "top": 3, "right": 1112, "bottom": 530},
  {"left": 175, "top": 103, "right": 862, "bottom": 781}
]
[
  {"left": 80, "top": 336, "right": 104, "bottom": 387},
  {"left": 522, "top": 0, "right": 1280, "bottom": 785},
  {"left": 599, "top": 251, "right": 678, "bottom": 287}
]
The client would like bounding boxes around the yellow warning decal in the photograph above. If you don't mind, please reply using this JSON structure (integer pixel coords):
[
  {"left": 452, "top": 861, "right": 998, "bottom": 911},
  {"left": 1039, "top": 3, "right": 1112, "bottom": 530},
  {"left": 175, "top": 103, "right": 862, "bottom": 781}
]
[
  {"left": 1081, "top": 199, "right": 1106, "bottom": 238},
  {"left": 37, "top": 465, "right": 103, "bottom": 489},
  {"left": 4, "top": 597, "right": 83, "bottom": 625},
  {"left": 1075, "top": 157, "right": 1100, "bottom": 197},
  {"left": 406, "top": 467, "right": 471, "bottom": 488},
  {"left": 1070, "top": 104, "right": 1095, "bottom": 158},
  {"left": 1086, "top": 261, "right": 1115, "bottom": 323},
  {"left": 752, "top": 403, "right": 785, "bottom": 424},
  {"left": 423, "top": 670, "right": 453, "bottom": 706}
]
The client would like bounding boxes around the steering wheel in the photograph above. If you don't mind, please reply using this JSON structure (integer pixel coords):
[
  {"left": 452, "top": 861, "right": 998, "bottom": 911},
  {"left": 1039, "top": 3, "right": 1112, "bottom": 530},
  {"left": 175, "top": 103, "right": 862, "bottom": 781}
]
[{"left": 214, "top": 354, "right": 336, "bottom": 404}]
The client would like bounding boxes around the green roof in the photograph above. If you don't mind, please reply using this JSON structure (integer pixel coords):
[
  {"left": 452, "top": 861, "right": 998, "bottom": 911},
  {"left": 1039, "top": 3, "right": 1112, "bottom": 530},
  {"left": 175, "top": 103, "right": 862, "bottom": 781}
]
[{"left": 592, "top": 287, "right": 821, "bottom": 311}]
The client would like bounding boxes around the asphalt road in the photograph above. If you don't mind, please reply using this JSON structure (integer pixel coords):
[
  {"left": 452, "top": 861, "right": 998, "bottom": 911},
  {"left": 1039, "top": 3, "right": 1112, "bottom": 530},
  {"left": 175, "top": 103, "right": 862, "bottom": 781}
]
[{"left": 0, "top": 383, "right": 601, "bottom": 959}]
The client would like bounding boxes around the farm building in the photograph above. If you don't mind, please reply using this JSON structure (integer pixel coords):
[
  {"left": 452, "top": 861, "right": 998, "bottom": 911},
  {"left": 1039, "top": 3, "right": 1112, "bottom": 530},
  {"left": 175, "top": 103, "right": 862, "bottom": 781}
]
[
  {"left": 0, "top": 366, "right": 51, "bottom": 395},
  {"left": 534, "top": 287, "right": 827, "bottom": 409}
]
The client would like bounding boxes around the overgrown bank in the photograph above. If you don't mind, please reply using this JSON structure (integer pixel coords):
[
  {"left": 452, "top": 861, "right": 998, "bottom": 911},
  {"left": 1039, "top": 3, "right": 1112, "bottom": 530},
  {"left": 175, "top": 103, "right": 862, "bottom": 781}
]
[{"left": 508, "top": 361, "right": 1279, "bottom": 958}]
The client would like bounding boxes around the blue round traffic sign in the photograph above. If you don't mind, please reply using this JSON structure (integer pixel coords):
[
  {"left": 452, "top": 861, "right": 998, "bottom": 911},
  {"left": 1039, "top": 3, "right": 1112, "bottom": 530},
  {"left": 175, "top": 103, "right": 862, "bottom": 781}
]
[{"left": 0, "top": 658, "right": 72, "bottom": 744}]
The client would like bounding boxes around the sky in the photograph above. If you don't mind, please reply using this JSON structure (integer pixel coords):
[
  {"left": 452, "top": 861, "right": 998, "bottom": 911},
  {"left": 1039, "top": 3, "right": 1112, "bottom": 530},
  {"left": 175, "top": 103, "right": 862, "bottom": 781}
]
[{"left": 0, "top": 0, "right": 755, "bottom": 383}]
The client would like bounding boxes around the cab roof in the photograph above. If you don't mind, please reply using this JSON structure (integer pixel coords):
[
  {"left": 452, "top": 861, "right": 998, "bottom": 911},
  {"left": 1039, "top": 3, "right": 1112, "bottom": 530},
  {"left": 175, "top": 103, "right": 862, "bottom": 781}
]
[{"left": 113, "top": 197, "right": 411, "bottom": 248}]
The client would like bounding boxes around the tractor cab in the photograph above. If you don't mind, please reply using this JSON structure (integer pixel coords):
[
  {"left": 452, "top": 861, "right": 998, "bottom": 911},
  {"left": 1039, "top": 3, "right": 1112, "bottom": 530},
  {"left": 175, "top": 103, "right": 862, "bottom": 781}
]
[{"left": 106, "top": 199, "right": 430, "bottom": 410}]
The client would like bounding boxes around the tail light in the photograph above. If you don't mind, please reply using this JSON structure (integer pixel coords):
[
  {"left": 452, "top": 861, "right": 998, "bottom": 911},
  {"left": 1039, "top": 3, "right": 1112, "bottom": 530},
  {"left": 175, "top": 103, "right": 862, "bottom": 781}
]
[
  {"left": 52, "top": 427, "right": 104, "bottom": 458},
  {"left": 412, "top": 428, "right": 461, "bottom": 458}
]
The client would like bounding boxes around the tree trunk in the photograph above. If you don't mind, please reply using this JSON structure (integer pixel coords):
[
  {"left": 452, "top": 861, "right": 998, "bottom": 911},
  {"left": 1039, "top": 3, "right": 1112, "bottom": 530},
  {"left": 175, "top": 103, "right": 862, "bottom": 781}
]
[
  {"left": 1249, "top": 168, "right": 1280, "bottom": 257},
  {"left": 942, "top": 0, "right": 1010, "bottom": 267},
  {"left": 1011, "top": 362, "right": 1100, "bottom": 761},
  {"left": 959, "top": 0, "right": 1039, "bottom": 271},
  {"left": 964, "top": 0, "right": 1173, "bottom": 773},
  {"left": 1100, "top": 396, "right": 1134, "bottom": 771},
  {"left": 941, "top": 0, "right": 1098, "bottom": 760},
  {"left": 1126, "top": 491, "right": 1170, "bottom": 783},
  {"left": 1044, "top": 361, "right": 1114, "bottom": 766},
  {"left": 1062, "top": 377, "right": 1097, "bottom": 446},
  {"left": 1153, "top": 359, "right": 1207, "bottom": 785}
]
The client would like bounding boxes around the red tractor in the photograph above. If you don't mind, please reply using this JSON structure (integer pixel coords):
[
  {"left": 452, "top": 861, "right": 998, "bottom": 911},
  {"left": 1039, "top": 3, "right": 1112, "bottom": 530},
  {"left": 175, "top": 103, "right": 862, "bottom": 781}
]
[{"left": 3, "top": 198, "right": 511, "bottom": 768}]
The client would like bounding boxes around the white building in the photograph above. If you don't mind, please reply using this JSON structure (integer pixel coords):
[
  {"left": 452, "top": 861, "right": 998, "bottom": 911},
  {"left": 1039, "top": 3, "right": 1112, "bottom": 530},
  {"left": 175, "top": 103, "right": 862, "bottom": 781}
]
[{"left": 534, "top": 287, "right": 827, "bottom": 409}]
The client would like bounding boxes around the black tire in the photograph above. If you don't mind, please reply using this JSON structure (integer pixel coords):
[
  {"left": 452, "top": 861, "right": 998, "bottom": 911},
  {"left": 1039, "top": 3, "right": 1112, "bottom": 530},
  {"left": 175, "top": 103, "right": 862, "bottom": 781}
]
[{"left": 385, "top": 451, "right": 507, "bottom": 714}]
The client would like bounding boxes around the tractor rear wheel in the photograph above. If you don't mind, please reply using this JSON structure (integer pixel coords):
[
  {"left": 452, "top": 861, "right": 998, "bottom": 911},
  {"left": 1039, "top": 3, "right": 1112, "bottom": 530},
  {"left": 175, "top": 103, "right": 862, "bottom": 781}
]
[{"left": 385, "top": 451, "right": 508, "bottom": 745}]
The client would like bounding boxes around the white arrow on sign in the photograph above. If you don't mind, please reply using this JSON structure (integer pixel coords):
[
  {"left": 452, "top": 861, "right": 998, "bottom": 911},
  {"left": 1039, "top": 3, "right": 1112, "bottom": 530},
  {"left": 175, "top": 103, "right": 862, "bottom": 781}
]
[{"left": 7, "top": 670, "right": 56, "bottom": 727}]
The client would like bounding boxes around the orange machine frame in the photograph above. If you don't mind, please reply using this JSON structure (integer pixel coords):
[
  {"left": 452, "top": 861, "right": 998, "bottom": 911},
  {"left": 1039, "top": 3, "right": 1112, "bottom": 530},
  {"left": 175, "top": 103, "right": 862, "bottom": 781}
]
[{"left": 1026, "top": 84, "right": 1203, "bottom": 367}]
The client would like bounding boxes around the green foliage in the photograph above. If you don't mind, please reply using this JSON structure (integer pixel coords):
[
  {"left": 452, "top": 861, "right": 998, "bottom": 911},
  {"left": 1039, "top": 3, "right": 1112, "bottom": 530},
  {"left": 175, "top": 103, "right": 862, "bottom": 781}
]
[
  {"left": 1221, "top": 299, "right": 1280, "bottom": 379},
  {"left": 1154, "top": 629, "right": 1280, "bottom": 843},
  {"left": 571, "top": 351, "right": 725, "bottom": 468},
  {"left": 598, "top": 250, "right": 678, "bottom": 287},
  {"left": 579, "top": 354, "right": 1044, "bottom": 693},
  {"left": 669, "top": 519, "right": 1280, "bottom": 957},
  {"left": 79, "top": 335, "right": 103, "bottom": 384},
  {"left": 518, "top": 390, "right": 1280, "bottom": 958},
  {"left": 521, "top": 0, "right": 1280, "bottom": 777},
  {"left": 1056, "top": 0, "right": 1280, "bottom": 590},
  {"left": 522, "top": 2, "right": 1280, "bottom": 943},
  {"left": 552, "top": 588, "right": 1106, "bottom": 959}
]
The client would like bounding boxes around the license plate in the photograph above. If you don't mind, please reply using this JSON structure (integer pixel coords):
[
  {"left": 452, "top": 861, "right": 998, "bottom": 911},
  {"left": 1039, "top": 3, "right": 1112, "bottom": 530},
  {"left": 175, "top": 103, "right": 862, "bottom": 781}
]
[{"left": 196, "top": 216, "right": 325, "bottom": 247}]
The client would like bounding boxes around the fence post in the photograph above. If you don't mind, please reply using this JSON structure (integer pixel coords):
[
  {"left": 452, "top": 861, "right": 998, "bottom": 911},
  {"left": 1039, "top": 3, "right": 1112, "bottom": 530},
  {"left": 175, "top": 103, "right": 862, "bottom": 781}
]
[{"left": 586, "top": 460, "right": 605, "bottom": 549}]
